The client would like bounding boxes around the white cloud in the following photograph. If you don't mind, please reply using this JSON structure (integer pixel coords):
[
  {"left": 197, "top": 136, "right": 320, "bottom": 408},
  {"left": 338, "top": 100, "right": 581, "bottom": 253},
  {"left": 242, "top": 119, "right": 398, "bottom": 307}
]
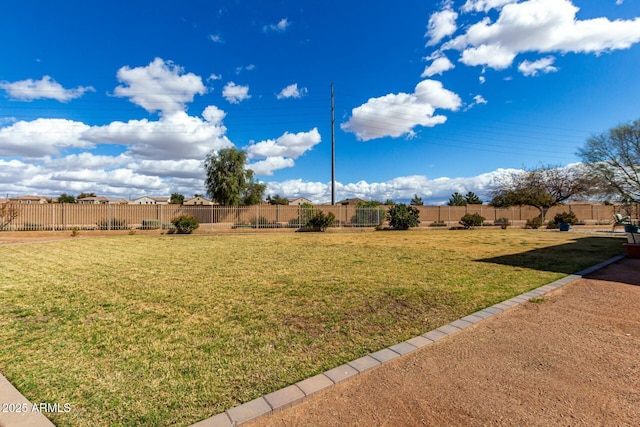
[
  {"left": 208, "top": 73, "right": 222, "bottom": 81},
  {"left": 248, "top": 157, "right": 295, "bottom": 176},
  {"left": 460, "top": 44, "right": 516, "bottom": 69},
  {"left": 276, "top": 83, "right": 308, "bottom": 99},
  {"left": 518, "top": 56, "right": 558, "bottom": 76},
  {"left": 246, "top": 128, "right": 321, "bottom": 175},
  {"left": 426, "top": 8, "right": 458, "bottom": 46},
  {"left": 461, "top": 0, "right": 517, "bottom": 13},
  {"left": 131, "top": 159, "right": 204, "bottom": 179},
  {"left": 443, "top": 0, "right": 640, "bottom": 71},
  {"left": 84, "top": 108, "right": 232, "bottom": 161},
  {"left": 114, "top": 58, "right": 207, "bottom": 115},
  {"left": 209, "top": 34, "right": 223, "bottom": 43},
  {"left": 235, "top": 64, "right": 255, "bottom": 74},
  {"left": 264, "top": 18, "right": 290, "bottom": 32},
  {"left": 0, "top": 118, "right": 92, "bottom": 157},
  {"left": 222, "top": 82, "right": 251, "bottom": 104},
  {"left": 479, "top": 75, "right": 486, "bottom": 84},
  {"left": 473, "top": 94, "right": 488, "bottom": 105},
  {"left": 464, "top": 94, "right": 489, "bottom": 111},
  {"left": 265, "top": 169, "right": 509, "bottom": 205},
  {"left": 0, "top": 76, "right": 94, "bottom": 102},
  {"left": 421, "top": 56, "right": 455, "bottom": 77},
  {"left": 341, "top": 80, "right": 461, "bottom": 141}
]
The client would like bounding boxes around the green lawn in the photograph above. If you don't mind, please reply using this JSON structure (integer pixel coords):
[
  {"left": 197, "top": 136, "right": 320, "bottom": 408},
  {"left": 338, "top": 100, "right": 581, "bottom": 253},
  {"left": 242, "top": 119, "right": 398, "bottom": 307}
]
[{"left": 0, "top": 230, "right": 624, "bottom": 426}]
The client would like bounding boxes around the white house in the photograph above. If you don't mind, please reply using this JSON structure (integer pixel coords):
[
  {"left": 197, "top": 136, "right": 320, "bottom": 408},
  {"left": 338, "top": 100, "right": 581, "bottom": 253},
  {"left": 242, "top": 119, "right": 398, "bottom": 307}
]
[
  {"left": 287, "top": 197, "right": 312, "bottom": 206},
  {"left": 77, "top": 196, "right": 110, "bottom": 205},
  {"left": 183, "top": 196, "right": 214, "bottom": 205},
  {"left": 130, "top": 196, "right": 170, "bottom": 205}
]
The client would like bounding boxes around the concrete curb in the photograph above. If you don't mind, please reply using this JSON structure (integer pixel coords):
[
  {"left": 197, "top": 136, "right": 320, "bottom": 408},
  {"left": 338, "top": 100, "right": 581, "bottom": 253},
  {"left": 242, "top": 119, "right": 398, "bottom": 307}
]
[
  {"left": 0, "top": 255, "right": 626, "bottom": 427},
  {"left": 190, "top": 254, "right": 627, "bottom": 426}
]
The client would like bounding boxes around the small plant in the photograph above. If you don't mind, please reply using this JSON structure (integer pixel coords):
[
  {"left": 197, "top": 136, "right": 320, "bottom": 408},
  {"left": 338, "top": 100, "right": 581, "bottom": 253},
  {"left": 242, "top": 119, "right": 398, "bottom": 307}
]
[
  {"left": 387, "top": 204, "right": 420, "bottom": 230},
  {"left": 170, "top": 215, "right": 200, "bottom": 234},
  {"left": 304, "top": 210, "right": 335, "bottom": 232},
  {"left": 494, "top": 217, "right": 511, "bottom": 229},
  {"left": 525, "top": 216, "right": 543, "bottom": 229},
  {"left": 459, "top": 213, "right": 486, "bottom": 229},
  {"left": 141, "top": 219, "right": 161, "bottom": 230},
  {"left": 429, "top": 220, "right": 447, "bottom": 227},
  {"left": 71, "top": 226, "right": 80, "bottom": 237},
  {"left": 128, "top": 228, "right": 137, "bottom": 235}
]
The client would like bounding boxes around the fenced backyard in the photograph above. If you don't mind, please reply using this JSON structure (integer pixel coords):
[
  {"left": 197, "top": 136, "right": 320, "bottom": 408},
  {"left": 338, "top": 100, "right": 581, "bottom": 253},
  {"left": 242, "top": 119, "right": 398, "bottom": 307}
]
[
  {"left": 1, "top": 203, "right": 634, "bottom": 231},
  {"left": 0, "top": 230, "right": 627, "bottom": 426}
]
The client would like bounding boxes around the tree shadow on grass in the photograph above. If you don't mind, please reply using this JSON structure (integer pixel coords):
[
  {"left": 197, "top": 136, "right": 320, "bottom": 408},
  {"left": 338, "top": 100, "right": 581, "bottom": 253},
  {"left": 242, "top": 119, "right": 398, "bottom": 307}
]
[{"left": 477, "top": 236, "right": 626, "bottom": 275}]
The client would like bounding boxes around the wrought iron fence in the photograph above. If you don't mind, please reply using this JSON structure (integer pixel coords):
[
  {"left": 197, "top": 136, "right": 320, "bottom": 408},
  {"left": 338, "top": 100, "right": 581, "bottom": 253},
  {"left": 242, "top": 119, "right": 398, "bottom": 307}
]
[{"left": 0, "top": 202, "right": 630, "bottom": 232}]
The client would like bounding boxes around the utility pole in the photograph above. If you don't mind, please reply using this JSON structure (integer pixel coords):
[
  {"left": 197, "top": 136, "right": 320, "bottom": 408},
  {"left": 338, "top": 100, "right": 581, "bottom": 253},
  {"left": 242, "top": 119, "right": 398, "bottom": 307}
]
[{"left": 331, "top": 82, "right": 335, "bottom": 205}]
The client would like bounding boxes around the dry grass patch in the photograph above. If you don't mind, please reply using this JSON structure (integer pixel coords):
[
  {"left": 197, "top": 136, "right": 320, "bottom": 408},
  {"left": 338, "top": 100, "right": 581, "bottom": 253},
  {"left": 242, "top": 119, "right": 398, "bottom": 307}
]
[{"left": 0, "top": 230, "right": 624, "bottom": 426}]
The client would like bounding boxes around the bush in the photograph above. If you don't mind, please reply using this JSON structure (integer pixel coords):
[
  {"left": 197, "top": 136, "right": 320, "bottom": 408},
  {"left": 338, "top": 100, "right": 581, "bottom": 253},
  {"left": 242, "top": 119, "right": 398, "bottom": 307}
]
[
  {"left": 387, "top": 204, "right": 420, "bottom": 230},
  {"left": 141, "top": 219, "right": 161, "bottom": 230},
  {"left": 494, "top": 217, "right": 511, "bottom": 229},
  {"left": 304, "top": 210, "right": 335, "bottom": 232},
  {"left": 525, "top": 216, "right": 544, "bottom": 229},
  {"left": 552, "top": 211, "right": 579, "bottom": 225},
  {"left": 459, "top": 213, "right": 486, "bottom": 229},
  {"left": 170, "top": 215, "right": 199, "bottom": 234},
  {"left": 429, "top": 220, "right": 447, "bottom": 227},
  {"left": 97, "top": 218, "right": 128, "bottom": 230}
]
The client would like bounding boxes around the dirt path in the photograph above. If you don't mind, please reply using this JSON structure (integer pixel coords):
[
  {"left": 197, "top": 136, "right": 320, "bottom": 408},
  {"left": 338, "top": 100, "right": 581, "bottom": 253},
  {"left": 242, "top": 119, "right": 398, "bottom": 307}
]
[{"left": 248, "top": 257, "right": 640, "bottom": 426}]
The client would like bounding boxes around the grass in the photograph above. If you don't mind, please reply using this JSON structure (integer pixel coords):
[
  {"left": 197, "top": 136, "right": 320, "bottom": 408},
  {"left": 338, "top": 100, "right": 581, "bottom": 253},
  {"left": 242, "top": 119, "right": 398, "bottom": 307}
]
[{"left": 0, "top": 230, "right": 624, "bottom": 426}]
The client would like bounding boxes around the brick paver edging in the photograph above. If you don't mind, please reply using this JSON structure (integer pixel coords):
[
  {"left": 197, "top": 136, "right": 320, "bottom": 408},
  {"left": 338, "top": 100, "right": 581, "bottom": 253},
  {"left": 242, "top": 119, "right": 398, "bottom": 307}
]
[{"left": 0, "top": 255, "right": 626, "bottom": 427}]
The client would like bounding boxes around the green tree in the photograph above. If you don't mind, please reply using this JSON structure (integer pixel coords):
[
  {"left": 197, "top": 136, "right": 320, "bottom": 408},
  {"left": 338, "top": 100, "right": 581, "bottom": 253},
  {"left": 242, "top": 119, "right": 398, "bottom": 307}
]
[
  {"left": 464, "top": 192, "right": 483, "bottom": 205},
  {"left": 410, "top": 194, "right": 424, "bottom": 206},
  {"left": 578, "top": 118, "right": 640, "bottom": 203},
  {"left": 490, "top": 165, "right": 593, "bottom": 221},
  {"left": 267, "top": 194, "right": 289, "bottom": 205},
  {"left": 169, "top": 193, "right": 185, "bottom": 204},
  {"left": 387, "top": 204, "right": 420, "bottom": 230},
  {"left": 58, "top": 193, "right": 76, "bottom": 203},
  {"left": 384, "top": 199, "right": 396, "bottom": 205},
  {"left": 447, "top": 192, "right": 466, "bottom": 206},
  {"left": 204, "top": 147, "right": 266, "bottom": 205},
  {"left": 242, "top": 180, "right": 267, "bottom": 205},
  {"left": 77, "top": 192, "right": 96, "bottom": 199}
]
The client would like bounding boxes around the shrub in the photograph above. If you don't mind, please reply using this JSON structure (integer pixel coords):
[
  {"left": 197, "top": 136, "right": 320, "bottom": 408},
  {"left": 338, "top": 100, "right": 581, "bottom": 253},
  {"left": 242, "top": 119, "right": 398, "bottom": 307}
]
[
  {"left": 387, "top": 204, "right": 420, "bottom": 230},
  {"left": 141, "top": 219, "right": 161, "bottom": 230},
  {"left": 494, "top": 217, "right": 511, "bottom": 229},
  {"left": 525, "top": 216, "right": 544, "bottom": 229},
  {"left": 71, "top": 226, "right": 80, "bottom": 237},
  {"left": 429, "top": 220, "right": 447, "bottom": 227},
  {"left": 170, "top": 215, "right": 200, "bottom": 234},
  {"left": 304, "top": 210, "right": 335, "bottom": 232},
  {"left": 459, "top": 213, "right": 486, "bottom": 229},
  {"left": 552, "top": 211, "right": 579, "bottom": 225},
  {"left": 97, "top": 218, "right": 128, "bottom": 230}
]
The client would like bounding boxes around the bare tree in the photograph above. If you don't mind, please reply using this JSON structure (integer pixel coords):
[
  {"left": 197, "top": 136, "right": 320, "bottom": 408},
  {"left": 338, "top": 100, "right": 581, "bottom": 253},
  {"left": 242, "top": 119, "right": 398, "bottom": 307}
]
[
  {"left": 0, "top": 202, "right": 19, "bottom": 231},
  {"left": 578, "top": 118, "right": 640, "bottom": 203},
  {"left": 490, "top": 165, "right": 594, "bottom": 221}
]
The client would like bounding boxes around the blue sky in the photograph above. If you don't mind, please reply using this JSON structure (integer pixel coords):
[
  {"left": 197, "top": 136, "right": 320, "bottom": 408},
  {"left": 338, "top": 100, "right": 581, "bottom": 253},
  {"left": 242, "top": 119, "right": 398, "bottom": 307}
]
[{"left": 1, "top": 0, "right": 639, "bottom": 204}]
